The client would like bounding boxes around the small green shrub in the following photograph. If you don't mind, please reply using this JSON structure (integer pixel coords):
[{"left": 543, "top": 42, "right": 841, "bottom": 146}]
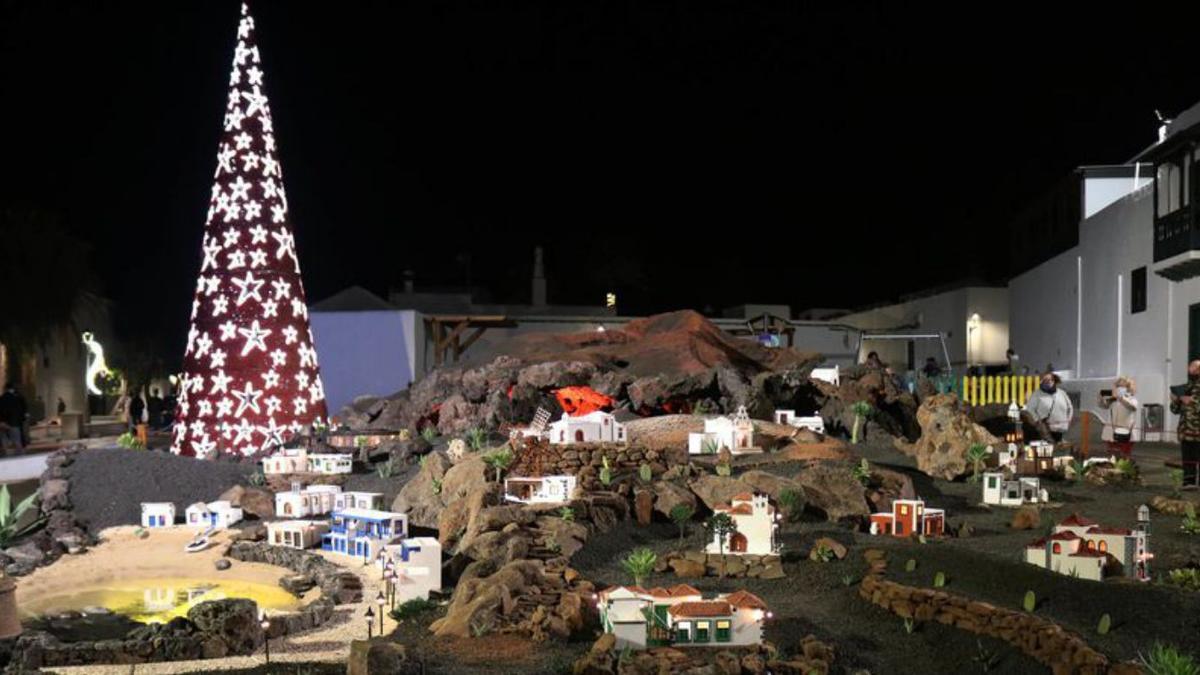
[
  {"left": 0, "top": 485, "right": 42, "bottom": 548},
  {"left": 1139, "top": 643, "right": 1200, "bottom": 675},
  {"left": 851, "top": 458, "right": 871, "bottom": 486},
  {"left": 420, "top": 425, "right": 439, "bottom": 444},
  {"left": 701, "top": 437, "right": 719, "bottom": 455},
  {"left": 117, "top": 432, "right": 145, "bottom": 450},
  {"left": 639, "top": 463, "right": 653, "bottom": 483},
  {"left": 778, "top": 489, "right": 802, "bottom": 522},
  {"left": 1023, "top": 590, "right": 1036, "bottom": 612},
  {"left": 933, "top": 571, "right": 946, "bottom": 588},
  {"left": 558, "top": 506, "right": 576, "bottom": 522},
  {"left": 1114, "top": 457, "right": 1138, "bottom": 479},
  {"left": 376, "top": 457, "right": 398, "bottom": 479},
  {"left": 600, "top": 456, "right": 613, "bottom": 486},
  {"left": 904, "top": 558, "right": 917, "bottom": 573},
  {"left": 465, "top": 427, "right": 488, "bottom": 451},
  {"left": 903, "top": 616, "right": 916, "bottom": 634},
  {"left": 715, "top": 462, "right": 732, "bottom": 477},
  {"left": 246, "top": 470, "right": 266, "bottom": 487},
  {"left": 1097, "top": 613, "right": 1112, "bottom": 635},
  {"left": 841, "top": 573, "right": 857, "bottom": 587},
  {"left": 354, "top": 435, "right": 369, "bottom": 448},
  {"left": 621, "top": 548, "right": 657, "bottom": 587},
  {"left": 1171, "top": 469, "right": 1187, "bottom": 496},
  {"left": 389, "top": 597, "right": 438, "bottom": 621},
  {"left": 1165, "top": 568, "right": 1200, "bottom": 591},
  {"left": 1181, "top": 505, "right": 1200, "bottom": 535},
  {"left": 431, "top": 478, "right": 443, "bottom": 495},
  {"left": 1069, "top": 458, "right": 1092, "bottom": 482},
  {"left": 809, "top": 545, "right": 835, "bottom": 563}
]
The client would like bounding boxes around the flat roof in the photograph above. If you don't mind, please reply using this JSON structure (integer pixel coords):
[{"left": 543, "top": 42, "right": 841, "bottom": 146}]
[{"left": 332, "top": 508, "right": 407, "bottom": 521}]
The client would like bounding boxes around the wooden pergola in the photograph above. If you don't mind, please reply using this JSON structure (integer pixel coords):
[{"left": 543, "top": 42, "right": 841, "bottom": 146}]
[
  {"left": 424, "top": 315, "right": 517, "bottom": 366},
  {"left": 725, "top": 313, "right": 795, "bottom": 347}
]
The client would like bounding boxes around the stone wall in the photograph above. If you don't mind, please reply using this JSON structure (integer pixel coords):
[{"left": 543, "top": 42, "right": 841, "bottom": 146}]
[
  {"left": 857, "top": 550, "right": 1140, "bottom": 675},
  {"left": 657, "top": 551, "right": 786, "bottom": 580},
  {"left": 508, "top": 440, "right": 686, "bottom": 491},
  {"left": 1, "top": 445, "right": 94, "bottom": 577},
  {"left": 225, "top": 540, "right": 364, "bottom": 609}
]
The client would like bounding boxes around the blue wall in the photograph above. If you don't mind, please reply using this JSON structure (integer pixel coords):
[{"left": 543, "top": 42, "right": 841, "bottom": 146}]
[{"left": 310, "top": 310, "right": 415, "bottom": 415}]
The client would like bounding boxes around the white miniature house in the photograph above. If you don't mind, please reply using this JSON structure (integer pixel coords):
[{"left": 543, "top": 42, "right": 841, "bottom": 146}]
[
  {"left": 335, "top": 491, "right": 384, "bottom": 511},
  {"left": 380, "top": 537, "right": 443, "bottom": 603},
  {"left": 688, "top": 406, "right": 756, "bottom": 455},
  {"left": 982, "top": 472, "right": 1049, "bottom": 507},
  {"left": 185, "top": 500, "right": 243, "bottom": 529},
  {"left": 773, "top": 410, "right": 825, "bottom": 434},
  {"left": 504, "top": 475, "right": 578, "bottom": 504},
  {"left": 262, "top": 448, "right": 353, "bottom": 475},
  {"left": 266, "top": 519, "right": 330, "bottom": 549},
  {"left": 322, "top": 508, "right": 408, "bottom": 561},
  {"left": 810, "top": 365, "right": 840, "bottom": 387},
  {"left": 706, "top": 493, "right": 779, "bottom": 555},
  {"left": 598, "top": 585, "right": 769, "bottom": 651},
  {"left": 141, "top": 502, "right": 176, "bottom": 528},
  {"left": 1024, "top": 511, "right": 1151, "bottom": 582},
  {"left": 548, "top": 411, "right": 627, "bottom": 445},
  {"left": 275, "top": 483, "right": 342, "bottom": 518}
]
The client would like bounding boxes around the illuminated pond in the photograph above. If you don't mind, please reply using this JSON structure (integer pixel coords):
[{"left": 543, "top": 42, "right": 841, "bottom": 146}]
[{"left": 20, "top": 577, "right": 303, "bottom": 624}]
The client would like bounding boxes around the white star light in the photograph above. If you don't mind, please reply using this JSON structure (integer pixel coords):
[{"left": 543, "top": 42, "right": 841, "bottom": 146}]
[
  {"left": 244, "top": 200, "right": 262, "bottom": 220},
  {"left": 282, "top": 326, "right": 298, "bottom": 344},
  {"left": 216, "top": 145, "right": 237, "bottom": 175},
  {"left": 249, "top": 224, "right": 268, "bottom": 244},
  {"left": 271, "top": 278, "right": 292, "bottom": 298},
  {"left": 262, "top": 369, "right": 280, "bottom": 389},
  {"left": 261, "top": 298, "right": 278, "bottom": 318},
  {"left": 232, "top": 381, "right": 263, "bottom": 417},
  {"left": 243, "top": 86, "right": 269, "bottom": 118},
  {"left": 229, "top": 175, "right": 251, "bottom": 202},
  {"left": 295, "top": 371, "right": 310, "bottom": 390},
  {"left": 212, "top": 295, "right": 229, "bottom": 316},
  {"left": 234, "top": 131, "right": 253, "bottom": 149},
  {"left": 216, "top": 398, "right": 234, "bottom": 417},
  {"left": 227, "top": 249, "right": 246, "bottom": 269},
  {"left": 292, "top": 397, "right": 308, "bottom": 415},
  {"left": 270, "top": 204, "right": 286, "bottom": 223},
  {"left": 249, "top": 249, "right": 268, "bottom": 268},
  {"left": 201, "top": 239, "right": 222, "bottom": 272},
  {"left": 261, "top": 155, "right": 279, "bottom": 177},
  {"left": 264, "top": 396, "right": 282, "bottom": 415},
  {"left": 290, "top": 298, "right": 306, "bottom": 317},
  {"left": 218, "top": 321, "right": 238, "bottom": 341},
  {"left": 270, "top": 349, "right": 287, "bottom": 367},
  {"left": 232, "top": 418, "right": 256, "bottom": 445},
  {"left": 246, "top": 65, "right": 264, "bottom": 86},
  {"left": 197, "top": 400, "right": 213, "bottom": 417},
  {"left": 237, "top": 320, "right": 272, "bottom": 356},
  {"left": 194, "top": 332, "right": 213, "bottom": 357},
  {"left": 192, "top": 435, "right": 216, "bottom": 458},
  {"left": 209, "top": 348, "right": 227, "bottom": 369},
  {"left": 232, "top": 271, "right": 264, "bottom": 305},
  {"left": 210, "top": 369, "right": 233, "bottom": 394}
]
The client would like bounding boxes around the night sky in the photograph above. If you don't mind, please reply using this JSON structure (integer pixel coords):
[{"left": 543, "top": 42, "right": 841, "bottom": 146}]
[{"left": 3, "top": 1, "right": 1198, "bottom": 358}]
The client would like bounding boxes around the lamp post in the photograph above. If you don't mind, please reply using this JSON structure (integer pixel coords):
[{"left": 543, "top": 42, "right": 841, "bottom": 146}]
[
  {"left": 376, "top": 591, "right": 386, "bottom": 633},
  {"left": 388, "top": 569, "right": 399, "bottom": 609},
  {"left": 260, "top": 613, "right": 271, "bottom": 663},
  {"left": 378, "top": 551, "right": 387, "bottom": 579},
  {"left": 365, "top": 607, "right": 374, "bottom": 639}
]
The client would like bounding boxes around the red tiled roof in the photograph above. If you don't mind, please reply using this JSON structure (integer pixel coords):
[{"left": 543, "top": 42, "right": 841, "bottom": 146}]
[
  {"left": 731, "top": 492, "right": 756, "bottom": 502},
  {"left": 1026, "top": 538, "right": 1047, "bottom": 548},
  {"left": 1060, "top": 514, "right": 1097, "bottom": 527},
  {"left": 725, "top": 504, "right": 755, "bottom": 515},
  {"left": 648, "top": 587, "right": 673, "bottom": 598},
  {"left": 669, "top": 584, "right": 701, "bottom": 597},
  {"left": 725, "top": 590, "right": 768, "bottom": 610},
  {"left": 1049, "top": 531, "right": 1080, "bottom": 541},
  {"left": 1086, "top": 526, "right": 1132, "bottom": 536},
  {"left": 669, "top": 601, "right": 732, "bottom": 618}
]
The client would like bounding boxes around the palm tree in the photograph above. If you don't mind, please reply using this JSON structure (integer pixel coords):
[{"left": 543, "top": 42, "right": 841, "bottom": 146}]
[
  {"left": 621, "top": 548, "right": 657, "bottom": 587},
  {"left": 704, "top": 512, "right": 738, "bottom": 578},
  {"left": 851, "top": 401, "right": 873, "bottom": 444},
  {"left": 965, "top": 443, "right": 990, "bottom": 483},
  {"left": 483, "top": 446, "right": 514, "bottom": 483},
  {"left": 670, "top": 504, "right": 695, "bottom": 544}
]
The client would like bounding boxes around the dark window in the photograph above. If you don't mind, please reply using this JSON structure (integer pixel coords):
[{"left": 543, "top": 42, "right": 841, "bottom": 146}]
[{"left": 1132, "top": 267, "right": 1147, "bottom": 314}]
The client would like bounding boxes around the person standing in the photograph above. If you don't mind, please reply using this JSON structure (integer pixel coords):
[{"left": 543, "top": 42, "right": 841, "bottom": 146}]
[
  {"left": 1170, "top": 359, "right": 1200, "bottom": 490},
  {"left": 1024, "top": 372, "right": 1074, "bottom": 443},
  {"left": 1100, "top": 377, "right": 1139, "bottom": 458},
  {"left": 0, "top": 383, "right": 28, "bottom": 452}
]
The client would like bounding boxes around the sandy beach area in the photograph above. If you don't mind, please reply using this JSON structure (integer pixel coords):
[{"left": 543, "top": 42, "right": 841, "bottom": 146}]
[{"left": 16, "top": 525, "right": 399, "bottom": 673}]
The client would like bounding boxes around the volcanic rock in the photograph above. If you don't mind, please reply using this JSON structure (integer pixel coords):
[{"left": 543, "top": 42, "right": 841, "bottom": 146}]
[
  {"left": 1010, "top": 507, "right": 1040, "bottom": 530},
  {"left": 652, "top": 481, "right": 697, "bottom": 518},
  {"left": 895, "top": 393, "right": 1000, "bottom": 480},
  {"left": 187, "top": 598, "right": 261, "bottom": 657},
  {"left": 218, "top": 485, "right": 275, "bottom": 520}
]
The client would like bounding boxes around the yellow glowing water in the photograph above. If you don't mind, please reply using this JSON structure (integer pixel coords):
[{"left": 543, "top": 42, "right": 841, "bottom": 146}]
[{"left": 20, "top": 577, "right": 303, "bottom": 623}]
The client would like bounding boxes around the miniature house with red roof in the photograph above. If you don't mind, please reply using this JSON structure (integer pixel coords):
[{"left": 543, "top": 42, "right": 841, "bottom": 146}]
[
  {"left": 868, "top": 498, "right": 945, "bottom": 538},
  {"left": 597, "top": 585, "right": 769, "bottom": 650},
  {"left": 1024, "top": 510, "right": 1151, "bottom": 582},
  {"left": 706, "top": 493, "right": 780, "bottom": 555}
]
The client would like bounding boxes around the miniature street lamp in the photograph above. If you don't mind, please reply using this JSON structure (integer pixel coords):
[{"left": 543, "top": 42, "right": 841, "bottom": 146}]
[
  {"left": 259, "top": 613, "right": 271, "bottom": 663},
  {"left": 365, "top": 607, "right": 374, "bottom": 639},
  {"left": 388, "top": 569, "right": 399, "bottom": 609},
  {"left": 376, "top": 591, "right": 386, "bottom": 633}
]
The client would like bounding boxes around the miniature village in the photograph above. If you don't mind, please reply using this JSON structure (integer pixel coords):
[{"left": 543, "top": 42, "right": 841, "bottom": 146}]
[{"left": 4, "top": 5, "right": 1200, "bottom": 675}]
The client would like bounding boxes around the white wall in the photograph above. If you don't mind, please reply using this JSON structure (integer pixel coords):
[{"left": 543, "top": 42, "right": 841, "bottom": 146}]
[{"left": 1084, "top": 176, "right": 1152, "bottom": 218}]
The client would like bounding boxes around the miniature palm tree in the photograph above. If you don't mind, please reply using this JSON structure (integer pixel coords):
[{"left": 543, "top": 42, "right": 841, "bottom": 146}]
[
  {"left": 622, "top": 548, "right": 657, "bottom": 587},
  {"left": 670, "top": 504, "right": 695, "bottom": 544},
  {"left": 483, "top": 446, "right": 514, "bottom": 483},
  {"left": 704, "top": 512, "right": 738, "bottom": 578},
  {"left": 778, "top": 489, "right": 802, "bottom": 522},
  {"left": 851, "top": 458, "right": 872, "bottom": 486},
  {"left": 965, "top": 443, "right": 989, "bottom": 483},
  {"left": 851, "top": 401, "right": 873, "bottom": 444}
]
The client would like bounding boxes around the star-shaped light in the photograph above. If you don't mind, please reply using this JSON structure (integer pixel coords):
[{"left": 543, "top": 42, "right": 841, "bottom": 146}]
[
  {"left": 231, "top": 271, "right": 264, "bottom": 305},
  {"left": 282, "top": 326, "right": 298, "bottom": 344},
  {"left": 232, "top": 381, "right": 263, "bottom": 417},
  {"left": 218, "top": 321, "right": 238, "bottom": 341},
  {"left": 237, "top": 320, "right": 272, "bottom": 356}
]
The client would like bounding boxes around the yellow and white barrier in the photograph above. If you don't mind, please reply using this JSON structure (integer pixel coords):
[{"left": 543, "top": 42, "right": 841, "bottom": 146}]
[{"left": 961, "top": 375, "right": 1039, "bottom": 407}]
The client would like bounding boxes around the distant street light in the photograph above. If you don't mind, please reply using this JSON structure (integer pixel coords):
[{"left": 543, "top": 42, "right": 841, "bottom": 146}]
[
  {"left": 260, "top": 613, "right": 271, "bottom": 663},
  {"left": 376, "top": 591, "right": 386, "bottom": 633},
  {"left": 365, "top": 607, "right": 374, "bottom": 639}
]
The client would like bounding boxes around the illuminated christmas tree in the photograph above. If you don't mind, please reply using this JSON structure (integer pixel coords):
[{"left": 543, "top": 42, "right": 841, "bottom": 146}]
[{"left": 172, "top": 3, "right": 326, "bottom": 457}]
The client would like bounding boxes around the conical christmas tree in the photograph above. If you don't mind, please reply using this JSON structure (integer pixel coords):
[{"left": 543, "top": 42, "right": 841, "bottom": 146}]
[{"left": 172, "top": 3, "right": 327, "bottom": 458}]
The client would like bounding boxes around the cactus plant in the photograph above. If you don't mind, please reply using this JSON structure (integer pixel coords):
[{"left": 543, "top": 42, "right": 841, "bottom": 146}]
[
  {"left": 1023, "top": 590, "right": 1036, "bottom": 612},
  {"left": 904, "top": 558, "right": 917, "bottom": 572},
  {"left": 639, "top": 463, "right": 653, "bottom": 483},
  {"left": 933, "top": 571, "right": 946, "bottom": 588},
  {"left": 851, "top": 400, "right": 873, "bottom": 444},
  {"left": 1097, "top": 613, "right": 1111, "bottom": 635}
]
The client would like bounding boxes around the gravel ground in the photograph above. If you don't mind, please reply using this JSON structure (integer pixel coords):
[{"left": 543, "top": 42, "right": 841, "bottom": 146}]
[{"left": 66, "top": 448, "right": 256, "bottom": 531}]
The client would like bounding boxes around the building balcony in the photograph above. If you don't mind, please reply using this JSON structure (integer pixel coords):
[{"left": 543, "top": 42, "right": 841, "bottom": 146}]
[{"left": 1152, "top": 207, "right": 1200, "bottom": 280}]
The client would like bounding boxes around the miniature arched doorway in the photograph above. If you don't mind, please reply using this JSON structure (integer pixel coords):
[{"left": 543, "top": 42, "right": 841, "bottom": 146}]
[
  {"left": 575, "top": 430, "right": 585, "bottom": 442},
  {"left": 729, "top": 532, "right": 748, "bottom": 553},
  {"left": 283, "top": 503, "right": 293, "bottom": 516}
]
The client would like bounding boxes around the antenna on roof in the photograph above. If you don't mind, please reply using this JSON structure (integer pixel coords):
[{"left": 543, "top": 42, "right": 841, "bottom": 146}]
[{"left": 1155, "top": 109, "right": 1173, "bottom": 143}]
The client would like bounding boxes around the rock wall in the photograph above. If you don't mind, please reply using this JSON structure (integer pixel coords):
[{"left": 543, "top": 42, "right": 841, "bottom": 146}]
[
  {"left": 225, "top": 540, "right": 363, "bottom": 608},
  {"left": 894, "top": 393, "right": 1000, "bottom": 481},
  {"left": 5, "top": 599, "right": 263, "bottom": 670},
  {"left": 508, "top": 440, "right": 686, "bottom": 489},
  {"left": 2, "top": 445, "right": 95, "bottom": 577},
  {"left": 857, "top": 550, "right": 1140, "bottom": 675}
]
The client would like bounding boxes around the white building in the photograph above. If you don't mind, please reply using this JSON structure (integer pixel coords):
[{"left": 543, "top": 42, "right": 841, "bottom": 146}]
[
  {"left": 335, "top": 491, "right": 384, "bottom": 511},
  {"left": 380, "top": 537, "right": 443, "bottom": 603},
  {"left": 262, "top": 448, "right": 353, "bottom": 475},
  {"left": 773, "top": 410, "right": 825, "bottom": 434},
  {"left": 504, "top": 475, "right": 577, "bottom": 504},
  {"left": 706, "top": 493, "right": 779, "bottom": 555},
  {"left": 275, "top": 484, "right": 342, "bottom": 518},
  {"left": 1024, "top": 512, "right": 1151, "bottom": 582},
  {"left": 809, "top": 365, "right": 840, "bottom": 387},
  {"left": 141, "top": 502, "right": 176, "bottom": 528},
  {"left": 981, "top": 472, "right": 1049, "bottom": 507},
  {"left": 266, "top": 519, "right": 330, "bottom": 549},
  {"left": 185, "top": 500, "right": 243, "bottom": 529},
  {"left": 688, "top": 406, "right": 756, "bottom": 455},
  {"left": 548, "top": 411, "right": 627, "bottom": 445},
  {"left": 597, "top": 585, "right": 769, "bottom": 651},
  {"left": 322, "top": 508, "right": 407, "bottom": 561}
]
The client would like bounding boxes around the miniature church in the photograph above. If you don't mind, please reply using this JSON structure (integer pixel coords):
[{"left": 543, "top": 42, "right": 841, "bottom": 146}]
[
  {"left": 548, "top": 410, "right": 627, "bottom": 445},
  {"left": 689, "top": 406, "right": 757, "bottom": 455},
  {"left": 706, "top": 493, "right": 779, "bottom": 555},
  {"left": 868, "top": 498, "right": 945, "bottom": 538},
  {"left": 1024, "top": 509, "right": 1151, "bottom": 582}
]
